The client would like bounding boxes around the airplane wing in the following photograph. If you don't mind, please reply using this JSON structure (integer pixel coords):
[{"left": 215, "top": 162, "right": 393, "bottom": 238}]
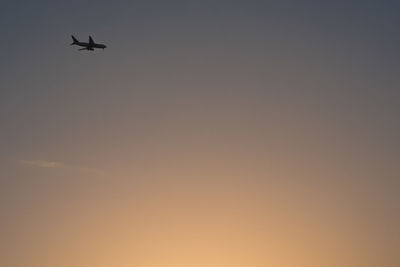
[{"left": 89, "top": 36, "right": 94, "bottom": 46}]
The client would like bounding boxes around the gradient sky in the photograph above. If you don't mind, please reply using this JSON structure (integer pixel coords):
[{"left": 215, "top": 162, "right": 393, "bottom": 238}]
[{"left": 1, "top": 1, "right": 399, "bottom": 266}]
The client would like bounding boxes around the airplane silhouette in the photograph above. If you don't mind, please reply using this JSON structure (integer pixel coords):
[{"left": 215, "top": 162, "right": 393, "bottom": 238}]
[{"left": 70, "top": 35, "right": 107, "bottom": 51}]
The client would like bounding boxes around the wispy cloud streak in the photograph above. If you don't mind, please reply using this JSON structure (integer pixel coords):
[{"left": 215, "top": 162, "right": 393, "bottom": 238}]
[
  {"left": 20, "top": 160, "right": 105, "bottom": 176},
  {"left": 21, "top": 160, "right": 68, "bottom": 169}
]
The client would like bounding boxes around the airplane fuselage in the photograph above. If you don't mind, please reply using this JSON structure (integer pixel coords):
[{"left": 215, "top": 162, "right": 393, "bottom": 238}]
[{"left": 76, "top": 42, "right": 106, "bottom": 49}]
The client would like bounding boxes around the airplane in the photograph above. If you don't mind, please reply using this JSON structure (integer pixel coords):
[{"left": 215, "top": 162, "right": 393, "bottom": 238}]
[{"left": 70, "top": 35, "right": 107, "bottom": 51}]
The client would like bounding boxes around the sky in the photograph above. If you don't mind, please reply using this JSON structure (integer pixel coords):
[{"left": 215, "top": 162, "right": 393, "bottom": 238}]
[{"left": 1, "top": 1, "right": 399, "bottom": 266}]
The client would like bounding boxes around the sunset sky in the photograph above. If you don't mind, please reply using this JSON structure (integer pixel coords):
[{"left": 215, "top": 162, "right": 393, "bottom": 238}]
[{"left": 1, "top": 1, "right": 399, "bottom": 266}]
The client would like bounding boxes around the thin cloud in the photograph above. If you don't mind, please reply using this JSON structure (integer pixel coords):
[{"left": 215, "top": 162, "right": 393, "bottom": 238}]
[
  {"left": 20, "top": 160, "right": 106, "bottom": 176},
  {"left": 21, "top": 160, "right": 68, "bottom": 169}
]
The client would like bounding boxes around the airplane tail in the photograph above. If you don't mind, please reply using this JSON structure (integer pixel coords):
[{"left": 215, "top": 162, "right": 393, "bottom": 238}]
[{"left": 71, "top": 35, "right": 78, "bottom": 45}]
